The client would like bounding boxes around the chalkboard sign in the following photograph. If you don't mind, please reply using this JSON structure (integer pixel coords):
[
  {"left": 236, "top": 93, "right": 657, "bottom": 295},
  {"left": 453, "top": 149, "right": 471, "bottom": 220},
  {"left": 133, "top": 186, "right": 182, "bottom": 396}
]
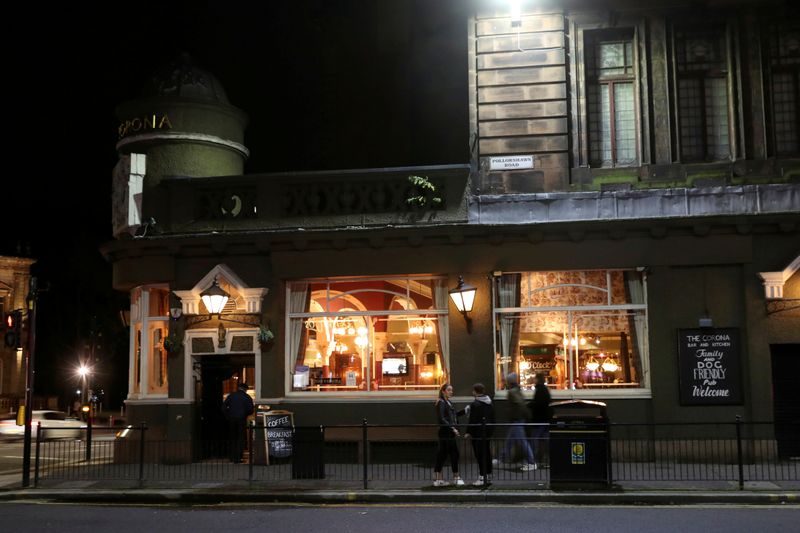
[
  {"left": 260, "top": 410, "right": 294, "bottom": 462},
  {"left": 677, "top": 328, "right": 742, "bottom": 405}
]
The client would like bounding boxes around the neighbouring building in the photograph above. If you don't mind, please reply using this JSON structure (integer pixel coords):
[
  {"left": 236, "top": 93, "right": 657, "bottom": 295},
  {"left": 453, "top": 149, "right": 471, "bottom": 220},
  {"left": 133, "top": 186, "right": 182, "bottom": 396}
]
[
  {"left": 0, "top": 255, "right": 34, "bottom": 409},
  {"left": 102, "top": 1, "right": 799, "bottom": 456}
]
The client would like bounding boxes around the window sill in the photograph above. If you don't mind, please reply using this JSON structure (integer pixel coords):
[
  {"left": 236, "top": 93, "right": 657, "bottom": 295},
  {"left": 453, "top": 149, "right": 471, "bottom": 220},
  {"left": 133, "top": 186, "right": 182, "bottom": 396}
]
[
  {"left": 279, "top": 390, "right": 449, "bottom": 402},
  {"left": 493, "top": 388, "right": 652, "bottom": 400}
]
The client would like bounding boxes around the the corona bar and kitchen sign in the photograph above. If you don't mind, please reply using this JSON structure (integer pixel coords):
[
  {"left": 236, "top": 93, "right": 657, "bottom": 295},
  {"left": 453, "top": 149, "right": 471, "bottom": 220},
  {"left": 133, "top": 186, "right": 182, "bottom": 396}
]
[
  {"left": 677, "top": 328, "right": 743, "bottom": 405},
  {"left": 489, "top": 155, "right": 534, "bottom": 170},
  {"left": 118, "top": 113, "right": 173, "bottom": 139}
]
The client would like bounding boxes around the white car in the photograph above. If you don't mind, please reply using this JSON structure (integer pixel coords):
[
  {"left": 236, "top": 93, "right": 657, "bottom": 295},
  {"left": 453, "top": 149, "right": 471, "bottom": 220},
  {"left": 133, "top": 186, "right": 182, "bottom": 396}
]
[{"left": 0, "top": 410, "right": 84, "bottom": 440}]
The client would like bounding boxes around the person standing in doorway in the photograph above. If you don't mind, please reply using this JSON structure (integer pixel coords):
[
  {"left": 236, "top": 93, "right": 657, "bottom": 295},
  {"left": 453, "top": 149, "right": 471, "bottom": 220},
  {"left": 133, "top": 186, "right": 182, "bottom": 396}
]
[
  {"left": 223, "top": 382, "right": 254, "bottom": 463},
  {"left": 464, "top": 382, "right": 495, "bottom": 486},
  {"left": 528, "top": 373, "right": 553, "bottom": 467},
  {"left": 433, "top": 383, "right": 465, "bottom": 486}
]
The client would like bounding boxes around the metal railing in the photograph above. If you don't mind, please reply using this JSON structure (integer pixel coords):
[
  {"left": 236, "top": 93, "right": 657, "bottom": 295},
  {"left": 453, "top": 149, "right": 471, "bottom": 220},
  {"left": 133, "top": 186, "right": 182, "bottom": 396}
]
[{"left": 30, "top": 419, "right": 799, "bottom": 490}]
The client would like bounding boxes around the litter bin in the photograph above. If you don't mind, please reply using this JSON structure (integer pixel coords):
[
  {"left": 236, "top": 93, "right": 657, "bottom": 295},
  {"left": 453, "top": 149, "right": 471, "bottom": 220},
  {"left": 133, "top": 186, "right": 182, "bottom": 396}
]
[
  {"left": 292, "top": 426, "right": 325, "bottom": 479},
  {"left": 549, "top": 399, "right": 610, "bottom": 488}
]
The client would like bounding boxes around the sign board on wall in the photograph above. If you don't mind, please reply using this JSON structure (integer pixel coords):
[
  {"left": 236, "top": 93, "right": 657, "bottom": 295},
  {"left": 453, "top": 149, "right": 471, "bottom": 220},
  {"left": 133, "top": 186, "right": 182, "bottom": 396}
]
[
  {"left": 520, "top": 345, "right": 558, "bottom": 376},
  {"left": 489, "top": 155, "right": 534, "bottom": 170},
  {"left": 677, "top": 328, "right": 743, "bottom": 405}
]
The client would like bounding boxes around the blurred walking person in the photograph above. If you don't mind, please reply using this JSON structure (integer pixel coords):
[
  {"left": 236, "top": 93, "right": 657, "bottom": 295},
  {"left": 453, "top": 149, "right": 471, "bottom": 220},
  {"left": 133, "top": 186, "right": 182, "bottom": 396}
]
[{"left": 496, "top": 372, "right": 537, "bottom": 471}]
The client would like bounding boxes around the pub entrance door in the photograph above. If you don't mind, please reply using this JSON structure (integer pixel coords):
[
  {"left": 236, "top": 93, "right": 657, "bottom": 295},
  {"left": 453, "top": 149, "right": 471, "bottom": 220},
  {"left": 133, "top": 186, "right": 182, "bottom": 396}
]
[
  {"left": 197, "top": 354, "right": 255, "bottom": 458},
  {"left": 770, "top": 343, "right": 800, "bottom": 459}
]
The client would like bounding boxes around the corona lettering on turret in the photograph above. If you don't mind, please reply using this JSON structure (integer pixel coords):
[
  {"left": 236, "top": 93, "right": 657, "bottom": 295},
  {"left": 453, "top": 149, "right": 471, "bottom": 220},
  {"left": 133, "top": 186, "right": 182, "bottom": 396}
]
[{"left": 118, "top": 113, "right": 173, "bottom": 139}]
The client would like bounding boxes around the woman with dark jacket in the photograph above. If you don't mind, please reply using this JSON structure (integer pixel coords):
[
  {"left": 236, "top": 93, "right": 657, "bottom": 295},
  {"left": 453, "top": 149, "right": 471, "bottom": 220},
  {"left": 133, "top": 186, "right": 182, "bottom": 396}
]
[
  {"left": 464, "top": 382, "right": 495, "bottom": 486},
  {"left": 528, "top": 373, "right": 553, "bottom": 465},
  {"left": 433, "top": 383, "right": 465, "bottom": 486}
]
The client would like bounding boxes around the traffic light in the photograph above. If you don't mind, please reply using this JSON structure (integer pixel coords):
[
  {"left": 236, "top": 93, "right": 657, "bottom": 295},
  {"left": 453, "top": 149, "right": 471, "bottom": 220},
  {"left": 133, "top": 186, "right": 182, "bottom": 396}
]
[{"left": 4, "top": 310, "right": 22, "bottom": 349}]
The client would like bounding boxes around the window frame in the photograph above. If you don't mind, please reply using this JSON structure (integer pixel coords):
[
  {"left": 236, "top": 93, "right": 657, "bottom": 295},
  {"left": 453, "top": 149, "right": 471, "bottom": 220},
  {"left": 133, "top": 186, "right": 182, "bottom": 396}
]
[
  {"left": 671, "top": 21, "right": 739, "bottom": 162},
  {"left": 763, "top": 20, "right": 800, "bottom": 157},
  {"left": 585, "top": 30, "right": 640, "bottom": 168},
  {"left": 491, "top": 269, "right": 652, "bottom": 400},
  {"left": 569, "top": 18, "right": 649, "bottom": 170},
  {"left": 128, "top": 285, "right": 170, "bottom": 400},
  {"left": 284, "top": 274, "right": 450, "bottom": 398}
]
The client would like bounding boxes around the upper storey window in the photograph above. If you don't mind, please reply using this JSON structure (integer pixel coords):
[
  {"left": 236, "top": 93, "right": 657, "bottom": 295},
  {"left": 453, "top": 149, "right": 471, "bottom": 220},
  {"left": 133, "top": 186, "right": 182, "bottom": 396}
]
[
  {"left": 586, "top": 30, "right": 638, "bottom": 167},
  {"left": 675, "top": 26, "right": 732, "bottom": 162},
  {"left": 765, "top": 22, "right": 800, "bottom": 157}
]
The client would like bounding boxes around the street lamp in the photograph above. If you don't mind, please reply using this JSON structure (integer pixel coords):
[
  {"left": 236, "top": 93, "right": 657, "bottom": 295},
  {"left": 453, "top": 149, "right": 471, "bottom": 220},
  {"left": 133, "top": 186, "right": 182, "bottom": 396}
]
[{"left": 77, "top": 364, "right": 90, "bottom": 405}]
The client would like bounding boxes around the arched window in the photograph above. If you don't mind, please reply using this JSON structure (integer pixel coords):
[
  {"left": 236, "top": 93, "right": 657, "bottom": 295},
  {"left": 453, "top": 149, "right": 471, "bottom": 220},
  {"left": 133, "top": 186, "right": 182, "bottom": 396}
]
[{"left": 286, "top": 275, "right": 449, "bottom": 395}]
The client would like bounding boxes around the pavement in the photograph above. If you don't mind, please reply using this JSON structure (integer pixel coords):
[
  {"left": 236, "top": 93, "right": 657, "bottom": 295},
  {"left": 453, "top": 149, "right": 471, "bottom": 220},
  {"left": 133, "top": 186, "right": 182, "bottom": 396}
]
[{"left": 0, "top": 470, "right": 797, "bottom": 506}]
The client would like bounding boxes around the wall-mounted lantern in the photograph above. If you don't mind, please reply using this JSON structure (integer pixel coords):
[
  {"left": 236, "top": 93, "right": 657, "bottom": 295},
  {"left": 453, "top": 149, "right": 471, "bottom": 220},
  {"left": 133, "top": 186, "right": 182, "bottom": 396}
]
[{"left": 449, "top": 276, "right": 477, "bottom": 333}]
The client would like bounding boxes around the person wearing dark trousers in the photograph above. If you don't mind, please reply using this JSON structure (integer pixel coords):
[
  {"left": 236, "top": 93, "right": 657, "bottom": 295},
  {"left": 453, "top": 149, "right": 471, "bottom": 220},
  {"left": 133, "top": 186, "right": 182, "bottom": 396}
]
[
  {"left": 433, "top": 383, "right": 465, "bottom": 486},
  {"left": 528, "top": 373, "right": 553, "bottom": 466},
  {"left": 464, "top": 382, "right": 495, "bottom": 487},
  {"left": 497, "top": 372, "right": 537, "bottom": 471},
  {"left": 223, "top": 382, "right": 254, "bottom": 463}
]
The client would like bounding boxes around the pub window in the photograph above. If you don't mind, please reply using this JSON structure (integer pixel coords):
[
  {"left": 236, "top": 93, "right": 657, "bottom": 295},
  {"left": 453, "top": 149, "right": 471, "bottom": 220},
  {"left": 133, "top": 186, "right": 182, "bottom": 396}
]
[
  {"left": 585, "top": 29, "right": 638, "bottom": 167},
  {"left": 130, "top": 288, "right": 142, "bottom": 396},
  {"left": 133, "top": 325, "right": 141, "bottom": 393},
  {"left": 764, "top": 21, "right": 800, "bottom": 156},
  {"left": 674, "top": 25, "right": 733, "bottom": 162},
  {"left": 493, "top": 270, "right": 649, "bottom": 394},
  {"left": 128, "top": 286, "right": 169, "bottom": 398},
  {"left": 148, "top": 320, "right": 168, "bottom": 394},
  {"left": 286, "top": 275, "right": 449, "bottom": 394}
]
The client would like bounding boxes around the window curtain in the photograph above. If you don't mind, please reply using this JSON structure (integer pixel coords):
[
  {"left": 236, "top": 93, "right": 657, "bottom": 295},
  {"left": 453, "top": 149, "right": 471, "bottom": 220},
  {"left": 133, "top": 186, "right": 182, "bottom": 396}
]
[
  {"left": 433, "top": 280, "right": 450, "bottom": 378},
  {"left": 289, "top": 283, "right": 311, "bottom": 368},
  {"left": 625, "top": 271, "right": 646, "bottom": 383},
  {"left": 497, "top": 274, "right": 521, "bottom": 383}
]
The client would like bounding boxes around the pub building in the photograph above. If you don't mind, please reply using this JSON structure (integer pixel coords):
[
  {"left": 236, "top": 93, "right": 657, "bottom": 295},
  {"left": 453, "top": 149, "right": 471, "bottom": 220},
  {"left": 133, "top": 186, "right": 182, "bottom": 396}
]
[{"left": 103, "top": 0, "right": 800, "bottom": 453}]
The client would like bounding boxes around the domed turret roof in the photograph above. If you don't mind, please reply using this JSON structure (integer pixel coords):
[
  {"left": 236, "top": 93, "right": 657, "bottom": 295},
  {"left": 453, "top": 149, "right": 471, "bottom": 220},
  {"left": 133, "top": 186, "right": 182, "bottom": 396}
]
[{"left": 141, "top": 53, "right": 229, "bottom": 104}]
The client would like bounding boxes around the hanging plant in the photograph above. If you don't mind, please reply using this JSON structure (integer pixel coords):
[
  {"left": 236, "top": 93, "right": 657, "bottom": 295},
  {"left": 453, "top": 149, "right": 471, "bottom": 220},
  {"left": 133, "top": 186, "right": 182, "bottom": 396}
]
[
  {"left": 258, "top": 324, "right": 275, "bottom": 349},
  {"left": 406, "top": 175, "right": 443, "bottom": 209}
]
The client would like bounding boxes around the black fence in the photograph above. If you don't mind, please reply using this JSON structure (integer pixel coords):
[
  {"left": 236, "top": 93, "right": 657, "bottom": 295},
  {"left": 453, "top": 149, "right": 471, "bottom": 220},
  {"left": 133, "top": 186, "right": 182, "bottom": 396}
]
[{"left": 30, "top": 420, "right": 800, "bottom": 490}]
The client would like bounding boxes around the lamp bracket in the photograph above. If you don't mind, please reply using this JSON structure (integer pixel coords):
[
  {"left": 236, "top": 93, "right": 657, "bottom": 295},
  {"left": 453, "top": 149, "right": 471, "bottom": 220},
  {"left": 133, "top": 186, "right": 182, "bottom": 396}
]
[
  {"left": 766, "top": 298, "right": 800, "bottom": 315},
  {"left": 184, "top": 313, "right": 260, "bottom": 328},
  {"left": 462, "top": 312, "right": 473, "bottom": 334}
]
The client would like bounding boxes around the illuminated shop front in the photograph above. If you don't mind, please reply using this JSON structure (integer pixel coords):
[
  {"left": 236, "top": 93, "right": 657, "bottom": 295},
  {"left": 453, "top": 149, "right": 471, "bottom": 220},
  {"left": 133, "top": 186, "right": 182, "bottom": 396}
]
[
  {"left": 286, "top": 275, "right": 450, "bottom": 394},
  {"left": 493, "top": 269, "right": 648, "bottom": 395},
  {"left": 104, "top": 5, "right": 799, "bottom": 445}
]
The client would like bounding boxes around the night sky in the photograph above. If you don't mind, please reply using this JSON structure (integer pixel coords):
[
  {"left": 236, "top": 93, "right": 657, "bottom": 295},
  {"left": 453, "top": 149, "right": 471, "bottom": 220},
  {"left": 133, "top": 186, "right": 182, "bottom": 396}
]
[{"left": 6, "top": 1, "right": 471, "bottom": 406}]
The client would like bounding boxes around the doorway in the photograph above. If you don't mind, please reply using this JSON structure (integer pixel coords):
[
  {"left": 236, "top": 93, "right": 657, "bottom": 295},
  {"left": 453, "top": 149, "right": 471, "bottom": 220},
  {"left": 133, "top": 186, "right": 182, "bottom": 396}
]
[
  {"left": 196, "top": 354, "right": 255, "bottom": 457},
  {"left": 770, "top": 344, "right": 800, "bottom": 459}
]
